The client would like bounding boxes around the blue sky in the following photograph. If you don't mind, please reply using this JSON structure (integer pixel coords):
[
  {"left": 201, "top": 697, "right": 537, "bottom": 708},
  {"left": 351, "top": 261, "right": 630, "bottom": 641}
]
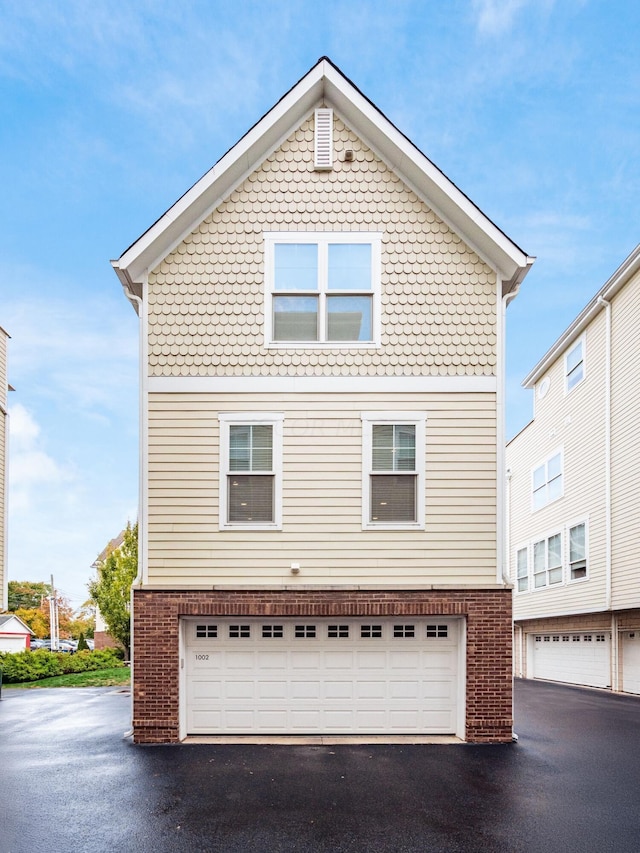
[{"left": 2, "top": 0, "right": 639, "bottom": 609}]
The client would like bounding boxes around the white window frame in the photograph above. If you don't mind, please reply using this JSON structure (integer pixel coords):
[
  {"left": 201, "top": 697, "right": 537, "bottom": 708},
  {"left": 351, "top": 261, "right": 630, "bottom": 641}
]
[
  {"left": 565, "top": 336, "right": 585, "bottom": 394},
  {"left": 567, "top": 518, "right": 589, "bottom": 582},
  {"left": 531, "top": 448, "right": 563, "bottom": 512},
  {"left": 532, "top": 529, "right": 564, "bottom": 590},
  {"left": 515, "top": 544, "right": 529, "bottom": 594},
  {"left": 361, "top": 411, "right": 426, "bottom": 530},
  {"left": 218, "top": 412, "right": 284, "bottom": 531},
  {"left": 264, "top": 231, "right": 382, "bottom": 348}
]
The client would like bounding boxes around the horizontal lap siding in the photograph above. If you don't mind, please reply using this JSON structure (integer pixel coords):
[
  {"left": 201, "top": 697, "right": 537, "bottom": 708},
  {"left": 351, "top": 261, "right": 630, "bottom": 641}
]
[
  {"left": 147, "top": 391, "right": 497, "bottom": 586},
  {"left": 611, "top": 270, "right": 640, "bottom": 609},
  {"left": 508, "top": 314, "right": 608, "bottom": 620}
]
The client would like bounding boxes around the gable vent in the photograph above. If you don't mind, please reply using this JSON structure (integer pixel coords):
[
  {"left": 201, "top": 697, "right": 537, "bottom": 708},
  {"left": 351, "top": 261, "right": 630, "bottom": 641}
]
[{"left": 314, "top": 108, "right": 333, "bottom": 170}]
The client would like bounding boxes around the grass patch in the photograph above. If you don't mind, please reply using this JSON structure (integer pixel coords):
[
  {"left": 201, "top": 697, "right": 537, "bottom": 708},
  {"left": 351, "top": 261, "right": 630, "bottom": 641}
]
[{"left": 7, "top": 667, "right": 131, "bottom": 689}]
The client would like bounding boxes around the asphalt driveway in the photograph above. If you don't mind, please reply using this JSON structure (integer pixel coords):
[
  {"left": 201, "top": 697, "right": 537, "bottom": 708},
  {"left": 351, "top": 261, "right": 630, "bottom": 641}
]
[{"left": 1, "top": 679, "right": 640, "bottom": 853}]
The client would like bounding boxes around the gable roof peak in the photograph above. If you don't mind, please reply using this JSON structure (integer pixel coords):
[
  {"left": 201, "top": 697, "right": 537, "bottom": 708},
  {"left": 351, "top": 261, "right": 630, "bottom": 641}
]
[{"left": 113, "top": 57, "right": 533, "bottom": 309}]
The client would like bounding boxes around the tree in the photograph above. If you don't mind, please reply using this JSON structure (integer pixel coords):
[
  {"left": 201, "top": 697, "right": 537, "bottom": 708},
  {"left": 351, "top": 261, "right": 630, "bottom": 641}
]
[
  {"left": 8, "top": 581, "right": 50, "bottom": 612},
  {"left": 14, "top": 606, "right": 49, "bottom": 638},
  {"left": 88, "top": 522, "right": 138, "bottom": 659}
]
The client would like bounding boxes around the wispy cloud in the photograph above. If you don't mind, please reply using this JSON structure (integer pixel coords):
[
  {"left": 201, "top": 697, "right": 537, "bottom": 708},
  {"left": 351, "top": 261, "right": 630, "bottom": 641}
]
[
  {"left": 9, "top": 403, "right": 74, "bottom": 512},
  {"left": 470, "top": 0, "right": 557, "bottom": 36}
]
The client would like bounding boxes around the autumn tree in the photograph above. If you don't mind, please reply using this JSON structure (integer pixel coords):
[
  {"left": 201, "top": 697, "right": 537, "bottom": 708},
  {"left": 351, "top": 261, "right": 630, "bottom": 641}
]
[
  {"left": 8, "top": 580, "right": 50, "bottom": 611},
  {"left": 88, "top": 522, "right": 138, "bottom": 658}
]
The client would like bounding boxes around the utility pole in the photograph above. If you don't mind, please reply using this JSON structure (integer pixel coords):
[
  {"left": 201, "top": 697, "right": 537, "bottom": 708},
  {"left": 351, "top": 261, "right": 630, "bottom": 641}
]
[{"left": 49, "top": 575, "right": 59, "bottom": 651}]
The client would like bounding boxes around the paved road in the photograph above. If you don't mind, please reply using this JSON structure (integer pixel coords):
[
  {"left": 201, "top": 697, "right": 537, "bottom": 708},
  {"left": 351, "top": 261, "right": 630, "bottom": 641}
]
[{"left": 1, "top": 679, "right": 640, "bottom": 853}]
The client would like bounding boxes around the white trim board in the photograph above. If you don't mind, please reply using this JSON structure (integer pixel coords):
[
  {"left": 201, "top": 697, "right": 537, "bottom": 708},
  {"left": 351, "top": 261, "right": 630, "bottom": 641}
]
[{"left": 147, "top": 376, "right": 497, "bottom": 394}]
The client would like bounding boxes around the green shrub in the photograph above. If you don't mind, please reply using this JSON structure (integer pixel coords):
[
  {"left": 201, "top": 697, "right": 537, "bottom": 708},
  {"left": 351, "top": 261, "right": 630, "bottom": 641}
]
[
  {"left": 0, "top": 649, "right": 63, "bottom": 683},
  {"left": 0, "top": 647, "right": 126, "bottom": 684}
]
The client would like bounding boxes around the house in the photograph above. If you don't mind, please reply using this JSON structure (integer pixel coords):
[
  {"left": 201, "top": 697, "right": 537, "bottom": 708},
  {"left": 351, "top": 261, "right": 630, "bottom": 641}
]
[
  {"left": 0, "top": 613, "right": 33, "bottom": 653},
  {"left": 0, "top": 326, "right": 9, "bottom": 613},
  {"left": 112, "top": 57, "right": 534, "bottom": 744},
  {"left": 507, "top": 245, "right": 640, "bottom": 695}
]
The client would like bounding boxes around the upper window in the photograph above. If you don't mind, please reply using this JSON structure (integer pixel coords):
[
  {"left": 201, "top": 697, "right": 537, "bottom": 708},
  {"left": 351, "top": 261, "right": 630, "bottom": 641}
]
[
  {"left": 533, "top": 532, "right": 563, "bottom": 589},
  {"left": 264, "top": 232, "right": 381, "bottom": 346},
  {"left": 569, "top": 522, "right": 587, "bottom": 580},
  {"left": 532, "top": 449, "right": 563, "bottom": 511},
  {"left": 565, "top": 339, "right": 585, "bottom": 392},
  {"left": 361, "top": 412, "right": 425, "bottom": 529},
  {"left": 516, "top": 547, "right": 529, "bottom": 593},
  {"left": 218, "top": 413, "right": 283, "bottom": 529}
]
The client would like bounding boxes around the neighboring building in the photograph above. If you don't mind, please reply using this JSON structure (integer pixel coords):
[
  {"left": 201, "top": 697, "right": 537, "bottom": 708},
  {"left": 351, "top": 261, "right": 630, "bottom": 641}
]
[
  {"left": 0, "top": 613, "right": 33, "bottom": 652},
  {"left": 507, "top": 245, "right": 640, "bottom": 695},
  {"left": 0, "top": 326, "right": 9, "bottom": 613},
  {"left": 113, "top": 57, "right": 533, "bottom": 744},
  {"left": 91, "top": 530, "right": 124, "bottom": 650}
]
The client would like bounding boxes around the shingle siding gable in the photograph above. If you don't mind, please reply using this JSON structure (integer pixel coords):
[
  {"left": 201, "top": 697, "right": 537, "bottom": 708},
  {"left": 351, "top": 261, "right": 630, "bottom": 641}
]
[{"left": 147, "top": 115, "right": 497, "bottom": 378}]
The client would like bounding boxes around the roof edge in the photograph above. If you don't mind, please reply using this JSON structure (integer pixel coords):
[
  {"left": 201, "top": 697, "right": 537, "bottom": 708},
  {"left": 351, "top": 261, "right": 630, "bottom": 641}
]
[{"left": 523, "top": 243, "right": 640, "bottom": 388}]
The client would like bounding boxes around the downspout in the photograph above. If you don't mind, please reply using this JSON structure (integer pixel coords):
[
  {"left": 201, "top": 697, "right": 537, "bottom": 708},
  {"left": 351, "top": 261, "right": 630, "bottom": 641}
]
[
  {"left": 0, "top": 399, "right": 8, "bottom": 613},
  {"left": 498, "top": 281, "right": 520, "bottom": 584},
  {"left": 502, "top": 283, "right": 521, "bottom": 742},
  {"left": 121, "top": 282, "right": 147, "bottom": 738},
  {"left": 597, "top": 294, "right": 615, "bottom": 688}
]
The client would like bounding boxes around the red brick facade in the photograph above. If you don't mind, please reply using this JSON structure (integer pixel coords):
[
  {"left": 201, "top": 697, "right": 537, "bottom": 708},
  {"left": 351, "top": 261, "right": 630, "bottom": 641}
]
[{"left": 132, "top": 588, "right": 513, "bottom": 745}]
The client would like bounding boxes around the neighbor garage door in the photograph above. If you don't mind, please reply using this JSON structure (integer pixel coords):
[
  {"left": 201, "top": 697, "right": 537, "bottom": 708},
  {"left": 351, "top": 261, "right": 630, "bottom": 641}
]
[
  {"left": 184, "top": 617, "right": 460, "bottom": 735},
  {"left": 531, "top": 631, "right": 611, "bottom": 688},
  {"left": 621, "top": 632, "right": 640, "bottom": 695}
]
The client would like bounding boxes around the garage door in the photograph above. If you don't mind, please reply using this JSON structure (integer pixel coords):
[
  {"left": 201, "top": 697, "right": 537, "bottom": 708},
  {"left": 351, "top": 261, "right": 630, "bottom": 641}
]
[
  {"left": 184, "top": 617, "right": 460, "bottom": 735},
  {"left": 531, "top": 632, "right": 611, "bottom": 688},
  {"left": 621, "top": 632, "right": 640, "bottom": 695},
  {"left": 0, "top": 636, "right": 28, "bottom": 652}
]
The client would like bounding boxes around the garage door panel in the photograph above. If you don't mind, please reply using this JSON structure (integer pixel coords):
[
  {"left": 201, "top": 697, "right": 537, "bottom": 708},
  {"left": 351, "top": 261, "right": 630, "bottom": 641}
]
[
  {"left": 356, "top": 651, "right": 388, "bottom": 669},
  {"left": 389, "top": 681, "right": 420, "bottom": 699},
  {"left": 324, "top": 681, "right": 354, "bottom": 699},
  {"left": 257, "top": 651, "right": 288, "bottom": 669},
  {"left": 324, "top": 651, "right": 354, "bottom": 668},
  {"left": 258, "top": 681, "right": 288, "bottom": 699},
  {"left": 186, "top": 618, "right": 460, "bottom": 735},
  {"left": 191, "top": 680, "right": 223, "bottom": 700},
  {"left": 389, "top": 651, "right": 421, "bottom": 668},
  {"left": 226, "top": 681, "right": 255, "bottom": 699}
]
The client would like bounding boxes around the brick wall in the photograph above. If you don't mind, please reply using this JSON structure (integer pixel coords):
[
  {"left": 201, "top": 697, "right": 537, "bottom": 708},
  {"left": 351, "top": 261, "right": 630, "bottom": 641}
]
[
  {"left": 131, "top": 589, "right": 513, "bottom": 744},
  {"left": 94, "top": 630, "right": 118, "bottom": 651}
]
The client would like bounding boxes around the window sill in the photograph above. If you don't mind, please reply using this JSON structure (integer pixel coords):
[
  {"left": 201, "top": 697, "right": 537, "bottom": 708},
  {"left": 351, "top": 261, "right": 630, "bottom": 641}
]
[
  {"left": 362, "top": 522, "right": 425, "bottom": 531},
  {"left": 219, "top": 524, "right": 282, "bottom": 532},
  {"left": 265, "top": 341, "right": 380, "bottom": 349}
]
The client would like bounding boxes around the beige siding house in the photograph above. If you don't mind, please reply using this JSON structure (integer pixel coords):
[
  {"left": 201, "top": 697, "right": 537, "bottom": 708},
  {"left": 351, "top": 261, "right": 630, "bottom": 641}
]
[
  {"left": 0, "top": 327, "right": 9, "bottom": 612},
  {"left": 113, "top": 57, "right": 533, "bottom": 743},
  {"left": 507, "top": 244, "right": 640, "bottom": 695}
]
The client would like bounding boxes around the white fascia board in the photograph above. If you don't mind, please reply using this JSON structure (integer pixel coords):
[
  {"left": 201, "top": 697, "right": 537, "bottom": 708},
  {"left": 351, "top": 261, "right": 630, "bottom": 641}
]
[
  {"left": 114, "top": 57, "right": 533, "bottom": 296},
  {"left": 115, "top": 66, "right": 327, "bottom": 287},
  {"left": 523, "top": 243, "right": 640, "bottom": 388}
]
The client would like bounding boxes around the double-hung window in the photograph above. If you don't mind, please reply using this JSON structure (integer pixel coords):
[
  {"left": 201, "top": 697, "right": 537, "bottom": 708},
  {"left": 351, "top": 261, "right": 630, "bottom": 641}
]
[
  {"left": 569, "top": 522, "right": 587, "bottom": 580},
  {"left": 264, "top": 232, "right": 381, "bottom": 345},
  {"left": 533, "top": 533, "right": 563, "bottom": 588},
  {"left": 516, "top": 547, "right": 529, "bottom": 592},
  {"left": 565, "top": 338, "right": 585, "bottom": 392},
  {"left": 218, "top": 413, "right": 283, "bottom": 529},
  {"left": 361, "top": 412, "right": 425, "bottom": 529},
  {"left": 532, "top": 449, "right": 563, "bottom": 511}
]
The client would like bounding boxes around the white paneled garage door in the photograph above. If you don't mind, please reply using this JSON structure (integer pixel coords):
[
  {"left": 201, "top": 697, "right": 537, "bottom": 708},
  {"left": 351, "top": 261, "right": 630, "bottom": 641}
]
[
  {"left": 621, "top": 632, "right": 640, "bottom": 695},
  {"left": 530, "top": 632, "right": 611, "bottom": 689},
  {"left": 184, "top": 618, "right": 461, "bottom": 735}
]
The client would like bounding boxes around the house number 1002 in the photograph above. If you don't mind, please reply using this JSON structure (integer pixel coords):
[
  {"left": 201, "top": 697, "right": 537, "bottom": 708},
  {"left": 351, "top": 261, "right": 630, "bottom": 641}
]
[{"left": 195, "top": 654, "right": 209, "bottom": 660}]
